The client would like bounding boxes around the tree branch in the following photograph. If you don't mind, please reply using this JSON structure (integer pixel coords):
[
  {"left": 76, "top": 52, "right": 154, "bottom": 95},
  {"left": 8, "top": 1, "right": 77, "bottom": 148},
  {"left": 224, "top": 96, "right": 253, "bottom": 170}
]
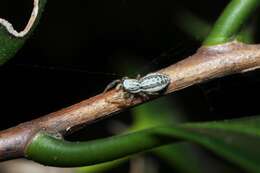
[{"left": 0, "top": 41, "right": 260, "bottom": 161}]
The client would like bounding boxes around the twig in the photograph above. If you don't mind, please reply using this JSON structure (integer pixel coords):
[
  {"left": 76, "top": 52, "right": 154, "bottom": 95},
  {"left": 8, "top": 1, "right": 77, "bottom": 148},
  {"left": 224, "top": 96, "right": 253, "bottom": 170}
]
[{"left": 0, "top": 41, "right": 260, "bottom": 161}]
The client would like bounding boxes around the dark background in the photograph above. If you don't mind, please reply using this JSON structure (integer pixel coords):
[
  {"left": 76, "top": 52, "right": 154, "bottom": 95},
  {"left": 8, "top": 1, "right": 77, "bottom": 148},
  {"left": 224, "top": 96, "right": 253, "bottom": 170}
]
[{"left": 0, "top": 0, "right": 259, "bottom": 172}]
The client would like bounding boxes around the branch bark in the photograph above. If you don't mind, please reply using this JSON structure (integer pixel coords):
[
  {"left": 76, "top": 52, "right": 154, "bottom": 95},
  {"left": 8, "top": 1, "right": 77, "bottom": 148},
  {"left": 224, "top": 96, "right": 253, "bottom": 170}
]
[{"left": 0, "top": 41, "right": 260, "bottom": 161}]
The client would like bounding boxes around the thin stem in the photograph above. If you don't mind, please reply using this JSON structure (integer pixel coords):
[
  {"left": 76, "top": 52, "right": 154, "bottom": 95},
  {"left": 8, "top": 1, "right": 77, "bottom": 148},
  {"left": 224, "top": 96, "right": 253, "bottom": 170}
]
[
  {"left": 76, "top": 158, "right": 128, "bottom": 173},
  {"left": 26, "top": 127, "right": 178, "bottom": 167},
  {"left": 25, "top": 116, "right": 260, "bottom": 173},
  {"left": 204, "top": 0, "right": 259, "bottom": 45}
]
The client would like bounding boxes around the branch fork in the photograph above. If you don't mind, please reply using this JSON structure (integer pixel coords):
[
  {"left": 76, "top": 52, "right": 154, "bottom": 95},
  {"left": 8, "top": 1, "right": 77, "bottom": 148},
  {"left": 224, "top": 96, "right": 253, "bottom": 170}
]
[{"left": 0, "top": 41, "right": 260, "bottom": 161}]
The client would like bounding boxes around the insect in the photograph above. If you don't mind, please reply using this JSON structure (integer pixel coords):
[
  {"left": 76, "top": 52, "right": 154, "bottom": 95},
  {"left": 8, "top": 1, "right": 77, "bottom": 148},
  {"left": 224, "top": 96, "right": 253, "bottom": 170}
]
[{"left": 104, "top": 72, "right": 170, "bottom": 99}]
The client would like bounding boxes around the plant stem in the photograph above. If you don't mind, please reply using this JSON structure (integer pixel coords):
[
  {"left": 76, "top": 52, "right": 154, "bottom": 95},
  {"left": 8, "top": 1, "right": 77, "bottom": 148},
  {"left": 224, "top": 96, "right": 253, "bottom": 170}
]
[
  {"left": 204, "top": 0, "right": 259, "bottom": 45},
  {"left": 26, "top": 127, "right": 178, "bottom": 167},
  {"left": 76, "top": 158, "right": 128, "bottom": 173},
  {"left": 25, "top": 116, "right": 260, "bottom": 173},
  {"left": 1, "top": 42, "right": 260, "bottom": 161}
]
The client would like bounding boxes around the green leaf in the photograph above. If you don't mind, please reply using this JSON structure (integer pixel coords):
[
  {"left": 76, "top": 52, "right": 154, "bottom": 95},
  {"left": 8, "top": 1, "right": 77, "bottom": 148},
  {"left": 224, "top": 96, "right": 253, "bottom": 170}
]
[
  {"left": 0, "top": 0, "right": 47, "bottom": 65},
  {"left": 26, "top": 116, "right": 260, "bottom": 172}
]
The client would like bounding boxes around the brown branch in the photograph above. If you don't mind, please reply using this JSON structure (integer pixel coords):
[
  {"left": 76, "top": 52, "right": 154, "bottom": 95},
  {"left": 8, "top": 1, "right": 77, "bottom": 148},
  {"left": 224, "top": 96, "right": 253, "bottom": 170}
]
[{"left": 1, "top": 41, "right": 260, "bottom": 161}]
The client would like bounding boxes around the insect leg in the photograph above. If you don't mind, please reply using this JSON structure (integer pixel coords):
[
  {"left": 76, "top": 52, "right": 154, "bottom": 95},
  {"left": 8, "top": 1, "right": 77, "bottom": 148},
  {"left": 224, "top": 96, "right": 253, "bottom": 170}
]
[
  {"left": 136, "top": 74, "right": 141, "bottom": 80},
  {"left": 138, "top": 92, "right": 150, "bottom": 100},
  {"left": 145, "top": 92, "right": 160, "bottom": 96},
  {"left": 103, "top": 79, "right": 122, "bottom": 93},
  {"left": 115, "top": 83, "right": 123, "bottom": 90}
]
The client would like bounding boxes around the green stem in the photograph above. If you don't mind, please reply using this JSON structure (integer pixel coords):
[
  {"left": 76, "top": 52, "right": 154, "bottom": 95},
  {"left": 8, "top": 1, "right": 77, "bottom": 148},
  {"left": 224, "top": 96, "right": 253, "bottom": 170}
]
[
  {"left": 203, "top": 0, "right": 259, "bottom": 45},
  {"left": 76, "top": 157, "right": 128, "bottom": 173},
  {"left": 26, "top": 126, "right": 179, "bottom": 167},
  {"left": 25, "top": 116, "right": 260, "bottom": 173}
]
